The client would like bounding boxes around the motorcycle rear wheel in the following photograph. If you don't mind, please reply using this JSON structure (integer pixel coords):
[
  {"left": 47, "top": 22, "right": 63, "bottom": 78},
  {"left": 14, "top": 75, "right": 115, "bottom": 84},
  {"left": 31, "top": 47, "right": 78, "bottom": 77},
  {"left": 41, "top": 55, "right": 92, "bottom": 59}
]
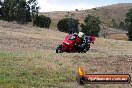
[{"left": 83, "top": 44, "right": 90, "bottom": 53}]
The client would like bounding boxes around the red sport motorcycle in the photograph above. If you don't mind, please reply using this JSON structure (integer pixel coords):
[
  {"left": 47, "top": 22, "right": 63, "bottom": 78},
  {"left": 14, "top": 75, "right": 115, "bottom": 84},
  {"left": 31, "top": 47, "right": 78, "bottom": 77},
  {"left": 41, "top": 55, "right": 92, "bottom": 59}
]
[{"left": 56, "top": 34, "right": 95, "bottom": 53}]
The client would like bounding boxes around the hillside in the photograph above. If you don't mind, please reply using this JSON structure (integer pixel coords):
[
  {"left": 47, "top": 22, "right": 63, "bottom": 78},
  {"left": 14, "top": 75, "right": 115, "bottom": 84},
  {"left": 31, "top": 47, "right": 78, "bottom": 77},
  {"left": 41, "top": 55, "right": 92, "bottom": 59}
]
[
  {"left": 0, "top": 21, "right": 132, "bottom": 88},
  {"left": 41, "top": 3, "right": 132, "bottom": 29}
]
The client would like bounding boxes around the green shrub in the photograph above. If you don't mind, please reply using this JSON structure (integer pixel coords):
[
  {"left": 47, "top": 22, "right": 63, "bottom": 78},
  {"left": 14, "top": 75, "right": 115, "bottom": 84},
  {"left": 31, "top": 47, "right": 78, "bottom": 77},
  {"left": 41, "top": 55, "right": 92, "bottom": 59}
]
[
  {"left": 119, "top": 22, "right": 126, "bottom": 29},
  {"left": 111, "top": 18, "right": 118, "bottom": 28},
  {"left": 125, "top": 8, "right": 132, "bottom": 41},
  {"left": 81, "top": 15, "right": 101, "bottom": 37},
  {"left": 57, "top": 18, "right": 79, "bottom": 33},
  {"left": 34, "top": 15, "right": 51, "bottom": 28}
]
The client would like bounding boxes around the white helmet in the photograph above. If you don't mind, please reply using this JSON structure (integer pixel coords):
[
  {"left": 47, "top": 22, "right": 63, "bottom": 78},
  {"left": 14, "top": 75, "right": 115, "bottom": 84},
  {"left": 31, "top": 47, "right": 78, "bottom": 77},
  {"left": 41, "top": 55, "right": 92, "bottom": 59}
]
[{"left": 78, "top": 32, "right": 84, "bottom": 38}]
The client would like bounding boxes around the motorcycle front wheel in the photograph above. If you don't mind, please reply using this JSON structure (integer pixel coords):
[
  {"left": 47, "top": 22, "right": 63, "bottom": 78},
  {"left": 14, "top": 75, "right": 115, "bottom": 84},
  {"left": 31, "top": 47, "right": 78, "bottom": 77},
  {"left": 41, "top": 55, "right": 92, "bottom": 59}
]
[{"left": 56, "top": 45, "right": 63, "bottom": 53}]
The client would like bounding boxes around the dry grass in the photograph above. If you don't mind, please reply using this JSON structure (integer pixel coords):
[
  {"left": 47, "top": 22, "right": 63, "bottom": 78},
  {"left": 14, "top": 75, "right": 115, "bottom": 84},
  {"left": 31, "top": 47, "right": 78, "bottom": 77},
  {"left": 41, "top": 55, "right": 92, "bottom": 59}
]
[
  {"left": 42, "top": 3, "right": 132, "bottom": 28},
  {"left": 106, "top": 33, "right": 128, "bottom": 40},
  {"left": 0, "top": 21, "right": 132, "bottom": 88},
  {"left": 40, "top": 3, "right": 131, "bottom": 40}
]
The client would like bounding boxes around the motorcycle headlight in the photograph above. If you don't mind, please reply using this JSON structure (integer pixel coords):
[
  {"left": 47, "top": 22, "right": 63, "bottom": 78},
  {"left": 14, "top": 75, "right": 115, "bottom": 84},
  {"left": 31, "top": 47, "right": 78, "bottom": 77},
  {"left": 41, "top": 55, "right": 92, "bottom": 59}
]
[{"left": 65, "top": 42, "right": 70, "bottom": 45}]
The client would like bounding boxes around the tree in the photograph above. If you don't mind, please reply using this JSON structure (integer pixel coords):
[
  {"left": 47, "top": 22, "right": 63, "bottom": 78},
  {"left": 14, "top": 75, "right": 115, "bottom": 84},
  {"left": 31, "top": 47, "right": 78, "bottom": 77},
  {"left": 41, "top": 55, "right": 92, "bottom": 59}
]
[
  {"left": 80, "top": 15, "right": 101, "bottom": 37},
  {"left": 15, "top": 0, "right": 31, "bottom": 24},
  {"left": 1, "top": 0, "right": 31, "bottom": 24},
  {"left": 57, "top": 18, "right": 79, "bottom": 33},
  {"left": 27, "top": 0, "right": 40, "bottom": 26},
  {"left": 125, "top": 8, "right": 132, "bottom": 41},
  {"left": 1, "top": 0, "right": 16, "bottom": 21},
  {"left": 75, "top": 9, "right": 78, "bottom": 12},
  {"left": 34, "top": 15, "right": 51, "bottom": 28},
  {"left": 0, "top": 0, "right": 3, "bottom": 19},
  {"left": 0, "top": 0, "right": 43, "bottom": 26}
]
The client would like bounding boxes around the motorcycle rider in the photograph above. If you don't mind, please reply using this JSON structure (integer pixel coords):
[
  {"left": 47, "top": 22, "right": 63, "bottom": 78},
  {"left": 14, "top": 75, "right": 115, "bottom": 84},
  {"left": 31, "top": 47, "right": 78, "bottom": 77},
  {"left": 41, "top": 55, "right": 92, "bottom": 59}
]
[
  {"left": 78, "top": 32, "right": 87, "bottom": 50},
  {"left": 72, "top": 32, "right": 80, "bottom": 51},
  {"left": 87, "top": 34, "right": 96, "bottom": 44}
]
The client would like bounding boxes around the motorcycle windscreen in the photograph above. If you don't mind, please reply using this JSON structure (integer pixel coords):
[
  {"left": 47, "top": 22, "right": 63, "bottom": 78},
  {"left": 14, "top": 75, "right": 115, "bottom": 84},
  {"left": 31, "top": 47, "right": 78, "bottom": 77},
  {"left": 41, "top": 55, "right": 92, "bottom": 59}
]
[{"left": 63, "top": 35, "right": 74, "bottom": 45}]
